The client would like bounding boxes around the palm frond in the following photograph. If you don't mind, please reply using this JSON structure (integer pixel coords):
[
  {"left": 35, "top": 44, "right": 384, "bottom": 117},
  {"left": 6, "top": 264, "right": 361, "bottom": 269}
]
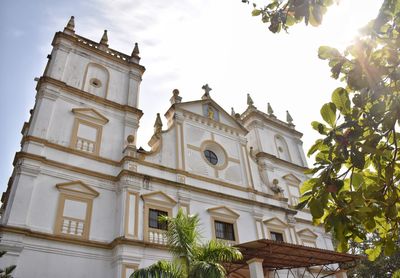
[
  {"left": 188, "top": 261, "right": 226, "bottom": 278},
  {"left": 161, "top": 208, "right": 201, "bottom": 261},
  {"left": 195, "top": 240, "right": 243, "bottom": 264},
  {"left": 130, "top": 260, "right": 183, "bottom": 278}
]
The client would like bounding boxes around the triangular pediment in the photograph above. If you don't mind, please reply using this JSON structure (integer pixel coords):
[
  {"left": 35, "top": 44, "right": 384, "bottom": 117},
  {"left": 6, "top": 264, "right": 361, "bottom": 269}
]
[
  {"left": 263, "top": 217, "right": 288, "bottom": 227},
  {"left": 168, "top": 99, "right": 248, "bottom": 135},
  {"left": 141, "top": 191, "right": 177, "bottom": 206},
  {"left": 56, "top": 181, "right": 99, "bottom": 198},
  {"left": 283, "top": 174, "right": 301, "bottom": 184},
  {"left": 72, "top": 108, "right": 109, "bottom": 124},
  {"left": 207, "top": 206, "right": 240, "bottom": 219},
  {"left": 297, "top": 228, "right": 318, "bottom": 238}
]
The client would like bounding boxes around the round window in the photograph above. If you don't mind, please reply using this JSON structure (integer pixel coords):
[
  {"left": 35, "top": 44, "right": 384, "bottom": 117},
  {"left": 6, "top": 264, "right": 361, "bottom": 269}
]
[
  {"left": 204, "top": 150, "right": 218, "bottom": 165},
  {"left": 200, "top": 141, "right": 227, "bottom": 169},
  {"left": 89, "top": 78, "right": 102, "bottom": 88}
]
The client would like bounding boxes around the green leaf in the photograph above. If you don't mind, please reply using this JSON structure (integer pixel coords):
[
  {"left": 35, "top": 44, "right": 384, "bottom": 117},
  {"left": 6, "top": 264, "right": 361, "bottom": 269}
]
[
  {"left": 365, "top": 245, "right": 382, "bottom": 261},
  {"left": 308, "top": 140, "right": 323, "bottom": 156},
  {"left": 384, "top": 239, "right": 395, "bottom": 256},
  {"left": 309, "top": 199, "right": 324, "bottom": 219},
  {"left": 300, "top": 179, "right": 317, "bottom": 194},
  {"left": 320, "top": 103, "right": 337, "bottom": 127},
  {"left": 351, "top": 149, "right": 365, "bottom": 170},
  {"left": 318, "top": 46, "right": 341, "bottom": 60},
  {"left": 331, "top": 87, "right": 350, "bottom": 114},
  {"left": 252, "top": 9, "right": 261, "bottom": 16},
  {"left": 285, "top": 15, "right": 296, "bottom": 26},
  {"left": 351, "top": 173, "right": 364, "bottom": 189}
]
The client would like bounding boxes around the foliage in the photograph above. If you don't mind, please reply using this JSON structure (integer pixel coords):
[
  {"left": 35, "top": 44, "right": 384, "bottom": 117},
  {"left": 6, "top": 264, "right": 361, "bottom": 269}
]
[
  {"left": 298, "top": 0, "right": 400, "bottom": 258},
  {"left": 346, "top": 235, "right": 400, "bottom": 278},
  {"left": 243, "top": 0, "right": 335, "bottom": 33},
  {"left": 0, "top": 251, "right": 16, "bottom": 278},
  {"left": 243, "top": 0, "right": 400, "bottom": 260},
  {"left": 130, "top": 209, "right": 242, "bottom": 278}
]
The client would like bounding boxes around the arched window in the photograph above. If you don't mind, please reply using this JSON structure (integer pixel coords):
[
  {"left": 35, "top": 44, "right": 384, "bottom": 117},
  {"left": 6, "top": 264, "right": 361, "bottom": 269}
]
[
  {"left": 83, "top": 63, "right": 109, "bottom": 98},
  {"left": 274, "top": 135, "right": 291, "bottom": 162}
]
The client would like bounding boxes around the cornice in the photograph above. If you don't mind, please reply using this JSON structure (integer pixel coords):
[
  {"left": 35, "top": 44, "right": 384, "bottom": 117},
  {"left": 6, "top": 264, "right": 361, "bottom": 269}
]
[
  {"left": 20, "top": 136, "right": 297, "bottom": 208},
  {"left": 36, "top": 76, "right": 143, "bottom": 118},
  {"left": 241, "top": 109, "right": 303, "bottom": 137},
  {"left": 255, "top": 151, "right": 308, "bottom": 172},
  {"left": 0, "top": 225, "right": 167, "bottom": 251},
  {"left": 12, "top": 151, "right": 296, "bottom": 215}
]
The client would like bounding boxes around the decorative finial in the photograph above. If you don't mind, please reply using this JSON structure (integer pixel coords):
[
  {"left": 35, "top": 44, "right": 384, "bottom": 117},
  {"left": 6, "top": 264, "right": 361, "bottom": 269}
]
[
  {"left": 154, "top": 113, "right": 163, "bottom": 134},
  {"left": 201, "top": 84, "right": 212, "bottom": 100},
  {"left": 247, "top": 94, "right": 255, "bottom": 108},
  {"left": 231, "top": 107, "right": 236, "bottom": 116},
  {"left": 100, "top": 30, "right": 109, "bottom": 47},
  {"left": 131, "top": 42, "right": 140, "bottom": 56},
  {"left": 129, "top": 42, "right": 141, "bottom": 63},
  {"left": 170, "top": 89, "right": 182, "bottom": 105},
  {"left": 63, "top": 16, "right": 75, "bottom": 35},
  {"left": 267, "top": 102, "right": 276, "bottom": 118},
  {"left": 286, "top": 110, "right": 294, "bottom": 125},
  {"left": 127, "top": 135, "right": 135, "bottom": 145}
]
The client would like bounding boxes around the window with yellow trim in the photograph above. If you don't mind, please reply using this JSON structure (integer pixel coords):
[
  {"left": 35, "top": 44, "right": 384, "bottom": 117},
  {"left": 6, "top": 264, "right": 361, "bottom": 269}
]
[
  {"left": 56, "top": 195, "right": 91, "bottom": 238},
  {"left": 122, "top": 263, "right": 138, "bottom": 278},
  {"left": 70, "top": 108, "right": 109, "bottom": 155},
  {"left": 72, "top": 119, "right": 102, "bottom": 154},
  {"left": 215, "top": 220, "right": 235, "bottom": 241},
  {"left": 208, "top": 206, "right": 240, "bottom": 245},
  {"left": 141, "top": 191, "right": 177, "bottom": 245},
  {"left": 54, "top": 181, "right": 99, "bottom": 239}
]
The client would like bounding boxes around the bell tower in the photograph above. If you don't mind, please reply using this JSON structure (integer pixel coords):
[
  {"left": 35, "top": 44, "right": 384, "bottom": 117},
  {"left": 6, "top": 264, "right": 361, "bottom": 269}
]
[
  {"left": 1, "top": 16, "right": 145, "bottom": 233},
  {"left": 29, "top": 16, "right": 145, "bottom": 158}
]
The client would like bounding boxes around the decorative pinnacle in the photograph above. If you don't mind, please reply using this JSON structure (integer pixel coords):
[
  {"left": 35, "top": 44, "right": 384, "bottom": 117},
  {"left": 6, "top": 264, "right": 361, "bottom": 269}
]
[
  {"left": 154, "top": 113, "right": 163, "bottom": 134},
  {"left": 247, "top": 93, "right": 255, "bottom": 107},
  {"left": 100, "top": 30, "right": 109, "bottom": 46},
  {"left": 286, "top": 110, "right": 294, "bottom": 125},
  {"left": 63, "top": 16, "right": 75, "bottom": 34},
  {"left": 231, "top": 107, "right": 236, "bottom": 116},
  {"left": 131, "top": 42, "right": 140, "bottom": 56},
  {"left": 201, "top": 84, "right": 212, "bottom": 99},
  {"left": 267, "top": 102, "right": 275, "bottom": 116}
]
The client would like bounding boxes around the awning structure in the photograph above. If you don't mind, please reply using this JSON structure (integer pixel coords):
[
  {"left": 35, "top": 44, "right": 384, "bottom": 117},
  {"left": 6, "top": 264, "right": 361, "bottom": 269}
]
[{"left": 225, "top": 239, "right": 362, "bottom": 278}]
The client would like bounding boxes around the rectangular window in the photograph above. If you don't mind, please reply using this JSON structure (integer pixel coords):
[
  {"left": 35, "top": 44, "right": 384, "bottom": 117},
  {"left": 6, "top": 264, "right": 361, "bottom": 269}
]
[
  {"left": 149, "top": 209, "right": 168, "bottom": 230},
  {"left": 214, "top": 221, "right": 235, "bottom": 241},
  {"left": 75, "top": 123, "right": 98, "bottom": 153},
  {"left": 270, "top": 231, "right": 284, "bottom": 242}
]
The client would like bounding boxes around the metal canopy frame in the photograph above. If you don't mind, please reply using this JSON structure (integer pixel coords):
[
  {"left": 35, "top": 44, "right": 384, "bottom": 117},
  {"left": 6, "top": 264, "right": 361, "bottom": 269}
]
[{"left": 225, "top": 239, "right": 361, "bottom": 278}]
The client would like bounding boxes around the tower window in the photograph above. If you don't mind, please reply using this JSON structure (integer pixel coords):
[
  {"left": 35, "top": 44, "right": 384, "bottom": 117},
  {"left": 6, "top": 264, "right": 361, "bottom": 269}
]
[
  {"left": 89, "top": 78, "right": 102, "bottom": 88},
  {"left": 270, "top": 231, "right": 284, "bottom": 242},
  {"left": 214, "top": 220, "right": 235, "bottom": 241},
  {"left": 149, "top": 209, "right": 168, "bottom": 230},
  {"left": 204, "top": 150, "right": 218, "bottom": 165}
]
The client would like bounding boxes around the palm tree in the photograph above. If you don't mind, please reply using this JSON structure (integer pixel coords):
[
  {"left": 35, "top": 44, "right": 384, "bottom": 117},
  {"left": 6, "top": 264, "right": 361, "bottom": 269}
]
[{"left": 131, "top": 208, "right": 243, "bottom": 278}]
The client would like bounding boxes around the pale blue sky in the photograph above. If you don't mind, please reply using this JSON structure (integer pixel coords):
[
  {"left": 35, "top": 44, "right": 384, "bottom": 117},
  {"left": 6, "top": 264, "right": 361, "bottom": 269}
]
[{"left": 0, "top": 0, "right": 381, "bottom": 197}]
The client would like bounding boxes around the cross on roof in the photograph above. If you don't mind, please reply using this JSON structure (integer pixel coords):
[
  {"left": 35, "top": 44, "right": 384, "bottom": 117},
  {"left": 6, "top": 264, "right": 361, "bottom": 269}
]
[{"left": 202, "top": 84, "right": 212, "bottom": 96}]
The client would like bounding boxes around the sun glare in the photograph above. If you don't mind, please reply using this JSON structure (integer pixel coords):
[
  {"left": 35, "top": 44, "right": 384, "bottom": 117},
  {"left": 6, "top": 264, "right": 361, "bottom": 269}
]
[{"left": 317, "top": 0, "right": 382, "bottom": 49}]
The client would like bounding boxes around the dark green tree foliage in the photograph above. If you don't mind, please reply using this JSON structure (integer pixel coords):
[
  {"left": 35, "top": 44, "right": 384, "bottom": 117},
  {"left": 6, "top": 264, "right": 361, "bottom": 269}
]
[
  {"left": 244, "top": 0, "right": 335, "bottom": 33},
  {"left": 130, "top": 209, "right": 242, "bottom": 278},
  {"left": 0, "top": 251, "right": 16, "bottom": 278},
  {"left": 347, "top": 237, "right": 400, "bottom": 278},
  {"left": 244, "top": 0, "right": 400, "bottom": 260},
  {"left": 301, "top": 0, "right": 400, "bottom": 259}
]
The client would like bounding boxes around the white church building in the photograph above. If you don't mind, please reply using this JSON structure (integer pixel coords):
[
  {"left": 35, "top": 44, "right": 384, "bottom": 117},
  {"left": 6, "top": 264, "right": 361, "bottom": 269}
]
[{"left": 0, "top": 17, "right": 346, "bottom": 278}]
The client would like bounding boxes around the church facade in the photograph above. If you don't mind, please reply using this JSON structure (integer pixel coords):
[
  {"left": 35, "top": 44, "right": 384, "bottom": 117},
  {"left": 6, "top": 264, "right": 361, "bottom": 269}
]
[{"left": 0, "top": 17, "right": 335, "bottom": 278}]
